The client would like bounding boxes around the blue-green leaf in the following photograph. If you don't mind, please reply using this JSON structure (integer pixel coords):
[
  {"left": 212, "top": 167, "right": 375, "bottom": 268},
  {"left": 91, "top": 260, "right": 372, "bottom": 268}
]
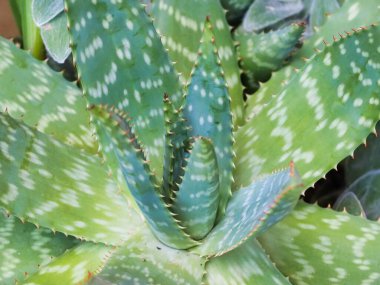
[
  {"left": 65, "top": 0, "right": 182, "bottom": 180},
  {"left": 194, "top": 167, "right": 303, "bottom": 256},
  {"left": 172, "top": 137, "right": 219, "bottom": 240},
  {"left": 184, "top": 21, "right": 234, "bottom": 221},
  {"left": 32, "top": 0, "right": 64, "bottom": 26}
]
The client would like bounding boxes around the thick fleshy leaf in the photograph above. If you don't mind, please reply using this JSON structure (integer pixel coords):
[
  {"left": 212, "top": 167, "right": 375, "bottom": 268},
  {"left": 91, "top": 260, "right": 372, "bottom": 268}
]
[
  {"left": 259, "top": 202, "right": 380, "bottom": 285},
  {"left": 23, "top": 242, "right": 111, "bottom": 285},
  {"left": 89, "top": 227, "right": 205, "bottom": 285},
  {"left": 173, "top": 138, "right": 219, "bottom": 240},
  {"left": 246, "top": 0, "right": 380, "bottom": 118},
  {"left": 91, "top": 106, "right": 197, "bottom": 249},
  {"left": 0, "top": 113, "right": 141, "bottom": 244},
  {"left": 243, "top": 0, "right": 304, "bottom": 32},
  {"left": 184, "top": 22, "right": 234, "bottom": 221},
  {"left": 151, "top": 0, "right": 245, "bottom": 126},
  {"left": 334, "top": 192, "right": 366, "bottom": 217},
  {"left": 162, "top": 95, "right": 189, "bottom": 199},
  {"left": 0, "top": 212, "right": 77, "bottom": 285},
  {"left": 40, "top": 12, "right": 71, "bottom": 63},
  {"left": 194, "top": 167, "right": 303, "bottom": 256},
  {"left": 235, "top": 25, "right": 380, "bottom": 189},
  {"left": 220, "top": 0, "right": 254, "bottom": 24},
  {"left": 206, "top": 238, "right": 291, "bottom": 285},
  {"left": 0, "top": 37, "right": 96, "bottom": 153},
  {"left": 65, "top": 0, "right": 182, "bottom": 180},
  {"left": 308, "top": 0, "right": 340, "bottom": 30},
  {"left": 235, "top": 22, "right": 304, "bottom": 83},
  {"left": 32, "top": 0, "right": 64, "bottom": 26}
]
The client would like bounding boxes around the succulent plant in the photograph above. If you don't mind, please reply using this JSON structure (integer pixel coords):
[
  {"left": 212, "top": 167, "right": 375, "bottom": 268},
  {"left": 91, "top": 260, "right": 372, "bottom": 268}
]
[{"left": 1, "top": 0, "right": 380, "bottom": 284}]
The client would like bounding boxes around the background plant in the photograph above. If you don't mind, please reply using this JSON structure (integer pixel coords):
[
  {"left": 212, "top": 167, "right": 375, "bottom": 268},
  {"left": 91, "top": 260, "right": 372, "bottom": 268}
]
[{"left": 0, "top": 0, "right": 379, "bottom": 284}]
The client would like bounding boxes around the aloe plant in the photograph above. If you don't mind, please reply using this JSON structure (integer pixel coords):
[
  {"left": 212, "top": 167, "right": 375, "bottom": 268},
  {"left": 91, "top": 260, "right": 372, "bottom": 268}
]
[{"left": 1, "top": 0, "right": 380, "bottom": 284}]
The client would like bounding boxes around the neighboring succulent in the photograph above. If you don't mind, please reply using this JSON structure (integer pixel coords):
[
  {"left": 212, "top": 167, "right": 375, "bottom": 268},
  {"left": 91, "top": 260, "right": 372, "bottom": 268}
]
[{"left": 0, "top": 1, "right": 380, "bottom": 285}]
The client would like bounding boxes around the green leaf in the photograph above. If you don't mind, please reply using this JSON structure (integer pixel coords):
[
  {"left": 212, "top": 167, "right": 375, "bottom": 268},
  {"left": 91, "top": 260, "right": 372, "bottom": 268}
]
[
  {"left": 308, "top": 0, "right": 340, "bottom": 30},
  {"left": 32, "top": 0, "right": 64, "bottom": 27},
  {"left": 245, "top": 0, "right": 380, "bottom": 118},
  {"left": 172, "top": 137, "right": 219, "bottom": 240},
  {"left": 242, "top": 0, "right": 304, "bottom": 32},
  {"left": 89, "top": 227, "right": 205, "bottom": 285},
  {"left": 220, "top": 0, "right": 254, "bottom": 24},
  {"left": 259, "top": 202, "right": 380, "bottom": 285},
  {"left": 23, "top": 242, "right": 111, "bottom": 285},
  {"left": 65, "top": 0, "right": 182, "bottom": 180},
  {"left": 0, "top": 112, "right": 141, "bottom": 245},
  {"left": 0, "top": 37, "right": 96, "bottom": 154},
  {"left": 91, "top": 106, "right": 198, "bottom": 249},
  {"left": 184, "top": 21, "right": 234, "bottom": 221},
  {"left": 0, "top": 212, "right": 77, "bottom": 285},
  {"left": 206, "top": 238, "right": 291, "bottom": 285},
  {"left": 334, "top": 191, "right": 366, "bottom": 217},
  {"left": 162, "top": 94, "right": 189, "bottom": 199},
  {"left": 235, "top": 22, "right": 304, "bottom": 82},
  {"left": 235, "top": 25, "right": 380, "bottom": 189},
  {"left": 40, "top": 12, "right": 71, "bottom": 63},
  {"left": 151, "top": 0, "right": 245, "bottom": 126},
  {"left": 194, "top": 167, "right": 303, "bottom": 256}
]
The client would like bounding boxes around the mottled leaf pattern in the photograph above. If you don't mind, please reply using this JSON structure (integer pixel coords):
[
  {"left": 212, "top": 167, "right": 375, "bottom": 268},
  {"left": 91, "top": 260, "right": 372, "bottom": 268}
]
[
  {"left": 206, "top": 238, "right": 291, "bottom": 285},
  {"left": 0, "top": 113, "right": 140, "bottom": 244},
  {"left": 23, "top": 242, "right": 111, "bottom": 285},
  {"left": 246, "top": 0, "right": 380, "bottom": 118},
  {"left": 0, "top": 213, "right": 77, "bottom": 285},
  {"left": 173, "top": 138, "right": 219, "bottom": 240},
  {"left": 243, "top": 0, "right": 304, "bottom": 32},
  {"left": 194, "top": 167, "right": 303, "bottom": 256},
  {"left": 152, "top": 0, "right": 245, "bottom": 126},
  {"left": 259, "top": 202, "right": 380, "bottom": 285},
  {"left": 65, "top": 0, "right": 182, "bottom": 180},
  {"left": 184, "top": 22, "right": 234, "bottom": 220},
  {"left": 0, "top": 37, "right": 95, "bottom": 153},
  {"left": 91, "top": 106, "right": 197, "bottom": 249},
  {"left": 90, "top": 227, "right": 205, "bottom": 285},
  {"left": 235, "top": 23, "right": 304, "bottom": 83},
  {"left": 235, "top": 25, "right": 380, "bottom": 189}
]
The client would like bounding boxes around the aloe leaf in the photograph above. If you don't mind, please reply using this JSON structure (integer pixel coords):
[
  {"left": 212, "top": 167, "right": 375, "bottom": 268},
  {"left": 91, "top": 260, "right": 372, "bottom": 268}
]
[
  {"left": 235, "top": 25, "right": 380, "bottom": 189},
  {"left": 0, "top": 112, "right": 141, "bottom": 244},
  {"left": 194, "top": 167, "right": 303, "bottom": 256},
  {"left": 246, "top": 0, "right": 380, "bottom": 118},
  {"left": 235, "top": 22, "right": 305, "bottom": 83},
  {"left": 220, "top": 0, "right": 254, "bottom": 24},
  {"left": 0, "top": 212, "right": 77, "bottom": 284},
  {"left": 91, "top": 106, "right": 198, "bottom": 249},
  {"left": 172, "top": 137, "right": 219, "bottom": 240},
  {"left": 151, "top": 0, "right": 245, "bottom": 126},
  {"left": 32, "top": 0, "right": 64, "bottom": 27},
  {"left": 184, "top": 21, "right": 234, "bottom": 221},
  {"left": 205, "top": 238, "right": 291, "bottom": 285},
  {"left": 0, "top": 37, "right": 96, "bottom": 154},
  {"left": 259, "top": 202, "right": 380, "bottom": 285},
  {"left": 23, "top": 242, "right": 111, "bottom": 285},
  {"left": 162, "top": 95, "right": 189, "bottom": 198},
  {"left": 243, "top": 0, "right": 304, "bottom": 32},
  {"left": 40, "top": 12, "right": 70, "bottom": 63},
  {"left": 308, "top": 0, "right": 340, "bottom": 31},
  {"left": 334, "top": 191, "right": 366, "bottom": 217},
  {"left": 65, "top": 0, "right": 182, "bottom": 180},
  {"left": 89, "top": 227, "right": 205, "bottom": 285}
]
